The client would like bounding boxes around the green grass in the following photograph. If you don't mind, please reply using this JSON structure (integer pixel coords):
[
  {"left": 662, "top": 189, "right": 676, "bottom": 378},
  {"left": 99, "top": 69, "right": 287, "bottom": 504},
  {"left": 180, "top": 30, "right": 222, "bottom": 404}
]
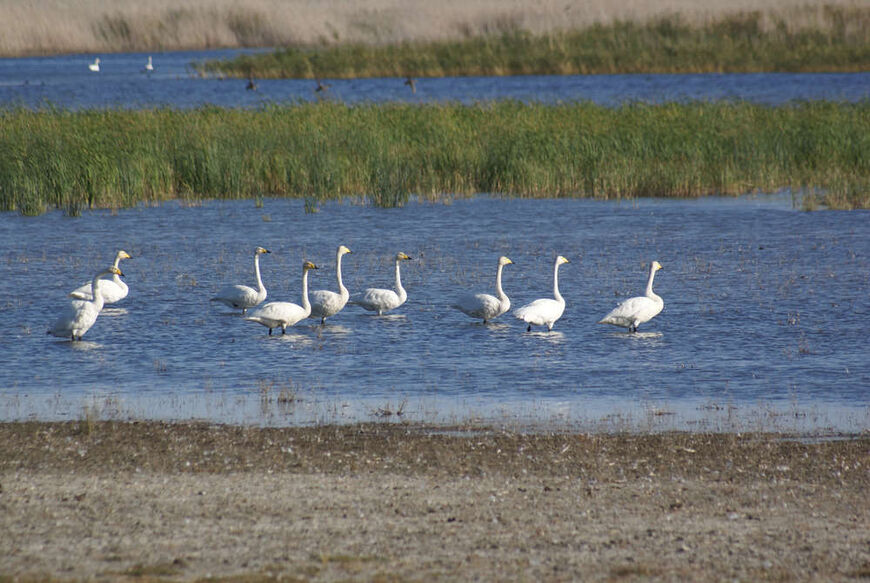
[
  {"left": 197, "top": 5, "right": 870, "bottom": 78},
  {"left": 1, "top": 101, "right": 867, "bottom": 215}
]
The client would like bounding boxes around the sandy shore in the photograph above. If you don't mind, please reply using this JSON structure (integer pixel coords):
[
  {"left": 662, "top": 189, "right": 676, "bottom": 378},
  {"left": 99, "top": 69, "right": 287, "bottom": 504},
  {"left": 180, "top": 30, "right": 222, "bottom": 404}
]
[{"left": 1, "top": 421, "right": 868, "bottom": 581}]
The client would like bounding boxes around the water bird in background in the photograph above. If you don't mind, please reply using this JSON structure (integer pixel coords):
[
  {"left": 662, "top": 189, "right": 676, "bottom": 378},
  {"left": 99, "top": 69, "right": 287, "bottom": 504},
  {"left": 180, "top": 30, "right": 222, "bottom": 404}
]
[
  {"left": 144, "top": 56, "right": 154, "bottom": 73},
  {"left": 404, "top": 77, "right": 417, "bottom": 94},
  {"left": 246, "top": 261, "right": 319, "bottom": 335},
  {"left": 49, "top": 267, "right": 123, "bottom": 340},
  {"left": 598, "top": 261, "right": 664, "bottom": 333},
  {"left": 88, "top": 58, "right": 100, "bottom": 72},
  {"left": 453, "top": 255, "right": 514, "bottom": 324},
  {"left": 351, "top": 252, "right": 413, "bottom": 315},
  {"left": 315, "top": 79, "right": 330, "bottom": 93},
  {"left": 210, "top": 247, "right": 270, "bottom": 314},
  {"left": 513, "top": 255, "right": 570, "bottom": 332},
  {"left": 69, "top": 250, "right": 132, "bottom": 304},
  {"left": 246, "top": 76, "right": 257, "bottom": 91},
  {"left": 309, "top": 245, "right": 352, "bottom": 325}
]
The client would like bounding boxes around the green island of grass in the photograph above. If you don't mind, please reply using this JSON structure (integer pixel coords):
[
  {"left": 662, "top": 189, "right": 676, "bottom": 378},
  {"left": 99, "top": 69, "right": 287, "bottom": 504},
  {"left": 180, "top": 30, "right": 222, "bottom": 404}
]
[
  {"left": 196, "top": 5, "right": 869, "bottom": 78},
  {"left": 1, "top": 101, "right": 866, "bottom": 215}
]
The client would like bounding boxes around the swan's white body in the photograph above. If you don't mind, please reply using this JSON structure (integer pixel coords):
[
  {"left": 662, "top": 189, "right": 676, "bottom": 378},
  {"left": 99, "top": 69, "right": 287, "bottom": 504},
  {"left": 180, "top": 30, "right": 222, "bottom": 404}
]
[
  {"left": 69, "top": 250, "right": 132, "bottom": 303},
  {"left": 599, "top": 261, "right": 664, "bottom": 332},
  {"left": 309, "top": 245, "right": 352, "bottom": 324},
  {"left": 88, "top": 58, "right": 100, "bottom": 72},
  {"left": 453, "top": 256, "right": 513, "bottom": 323},
  {"left": 352, "top": 252, "right": 413, "bottom": 315},
  {"left": 513, "top": 255, "right": 570, "bottom": 332},
  {"left": 49, "top": 267, "right": 123, "bottom": 340},
  {"left": 144, "top": 56, "right": 153, "bottom": 72},
  {"left": 246, "top": 261, "right": 318, "bottom": 334},
  {"left": 210, "top": 246, "right": 270, "bottom": 314}
]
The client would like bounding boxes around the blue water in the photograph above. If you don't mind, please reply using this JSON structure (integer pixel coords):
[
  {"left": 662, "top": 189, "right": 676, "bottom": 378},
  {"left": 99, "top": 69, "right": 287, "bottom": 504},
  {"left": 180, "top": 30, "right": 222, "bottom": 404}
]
[
  {"left": 0, "top": 50, "right": 868, "bottom": 109},
  {"left": 1, "top": 196, "right": 868, "bottom": 431}
]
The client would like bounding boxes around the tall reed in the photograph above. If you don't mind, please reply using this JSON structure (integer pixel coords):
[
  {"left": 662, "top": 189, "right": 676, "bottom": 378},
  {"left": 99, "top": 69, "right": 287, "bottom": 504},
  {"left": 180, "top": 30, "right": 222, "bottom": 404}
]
[{"left": 0, "top": 101, "right": 867, "bottom": 215}]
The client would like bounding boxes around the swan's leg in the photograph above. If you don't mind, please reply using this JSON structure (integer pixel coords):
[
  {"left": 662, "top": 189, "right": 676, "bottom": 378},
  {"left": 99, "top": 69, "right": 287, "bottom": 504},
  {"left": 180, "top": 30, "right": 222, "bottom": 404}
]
[
  {"left": 281, "top": 326, "right": 286, "bottom": 335},
  {"left": 268, "top": 328, "right": 272, "bottom": 336},
  {"left": 321, "top": 316, "right": 326, "bottom": 325},
  {"left": 526, "top": 324, "right": 532, "bottom": 332}
]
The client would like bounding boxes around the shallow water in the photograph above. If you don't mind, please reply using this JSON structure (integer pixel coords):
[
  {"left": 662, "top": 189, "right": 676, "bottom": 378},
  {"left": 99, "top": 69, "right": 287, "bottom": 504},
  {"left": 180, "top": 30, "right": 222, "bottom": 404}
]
[
  {"left": 1, "top": 50, "right": 868, "bottom": 109},
  {"left": 1, "top": 196, "right": 868, "bottom": 432}
]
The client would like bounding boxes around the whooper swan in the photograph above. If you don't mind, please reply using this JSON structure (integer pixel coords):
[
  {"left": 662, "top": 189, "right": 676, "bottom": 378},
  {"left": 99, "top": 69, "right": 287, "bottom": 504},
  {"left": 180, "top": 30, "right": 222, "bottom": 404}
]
[
  {"left": 245, "top": 261, "right": 319, "bottom": 334},
  {"left": 351, "top": 252, "right": 413, "bottom": 315},
  {"left": 88, "top": 58, "right": 100, "bottom": 72},
  {"left": 598, "top": 261, "right": 664, "bottom": 333},
  {"left": 453, "top": 255, "right": 514, "bottom": 323},
  {"left": 69, "top": 250, "right": 132, "bottom": 303},
  {"left": 513, "top": 255, "right": 570, "bottom": 332},
  {"left": 144, "top": 56, "right": 154, "bottom": 72},
  {"left": 49, "top": 266, "right": 123, "bottom": 341},
  {"left": 309, "top": 245, "right": 352, "bottom": 324},
  {"left": 210, "top": 246, "right": 270, "bottom": 314}
]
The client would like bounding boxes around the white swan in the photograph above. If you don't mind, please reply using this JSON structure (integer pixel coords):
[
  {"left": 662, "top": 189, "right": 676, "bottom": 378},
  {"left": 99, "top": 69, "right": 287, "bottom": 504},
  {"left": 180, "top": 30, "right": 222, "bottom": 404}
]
[
  {"left": 210, "top": 246, "right": 270, "bottom": 314},
  {"left": 49, "top": 266, "right": 123, "bottom": 340},
  {"left": 245, "top": 261, "right": 318, "bottom": 334},
  {"left": 453, "top": 255, "right": 514, "bottom": 323},
  {"left": 144, "top": 56, "right": 154, "bottom": 72},
  {"left": 88, "top": 58, "right": 100, "bottom": 72},
  {"left": 351, "top": 252, "right": 413, "bottom": 315},
  {"left": 69, "top": 250, "right": 132, "bottom": 303},
  {"left": 599, "top": 261, "right": 664, "bottom": 333},
  {"left": 309, "top": 245, "right": 352, "bottom": 324},
  {"left": 513, "top": 255, "right": 570, "bottom": 332}
]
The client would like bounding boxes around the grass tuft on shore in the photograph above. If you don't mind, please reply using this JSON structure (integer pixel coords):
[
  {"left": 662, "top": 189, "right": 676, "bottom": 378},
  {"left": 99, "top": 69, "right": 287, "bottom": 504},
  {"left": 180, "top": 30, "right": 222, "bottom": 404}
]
[
  {"left": 198, "top": 5, "right": 870, "bottom": 78},
  {"left": 1, "top": 101, "right": 867, "bottom": 215}
]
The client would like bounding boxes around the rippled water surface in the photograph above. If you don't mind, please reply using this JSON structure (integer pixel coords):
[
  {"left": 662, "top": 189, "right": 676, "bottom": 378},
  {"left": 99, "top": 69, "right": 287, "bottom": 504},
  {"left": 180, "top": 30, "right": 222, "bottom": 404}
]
[
  {"left": 1, "top": 196, "right": 868, "bottom": 431},
  {"left": 1, "top": 50, "right": 868, "bottom": 108}
]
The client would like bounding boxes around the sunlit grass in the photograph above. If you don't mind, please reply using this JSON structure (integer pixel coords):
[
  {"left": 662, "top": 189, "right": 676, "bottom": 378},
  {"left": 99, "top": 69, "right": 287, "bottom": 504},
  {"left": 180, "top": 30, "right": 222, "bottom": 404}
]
[{"left": 1, "top": 101, "right": 867, "bottom": 215}]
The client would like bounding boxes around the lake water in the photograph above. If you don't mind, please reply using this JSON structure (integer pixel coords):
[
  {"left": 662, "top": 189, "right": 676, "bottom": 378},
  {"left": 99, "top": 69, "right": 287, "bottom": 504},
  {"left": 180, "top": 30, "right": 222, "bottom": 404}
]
[
  {"left": 1, "top": 195, "right": 868, "bottom": 432},
  {"left": 0, "top": 50, "right": 868, "bottom": 109}
]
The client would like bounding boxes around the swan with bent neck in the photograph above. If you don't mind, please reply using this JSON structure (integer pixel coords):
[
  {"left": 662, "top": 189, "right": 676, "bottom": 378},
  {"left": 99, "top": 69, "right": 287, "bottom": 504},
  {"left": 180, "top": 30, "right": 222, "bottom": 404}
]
[
  {"left": 513, "top": 255, "right": 570, "bottom": 332},
  {"left": 69, "top": 250, "right": 132, "bottom": 304},
  {"left": 352, "top": 252, "right": 413, "bottom": 315},
  {"left": 210, "top": 247, "right": 270, "bottom": 314},
  {"left": 453, "top": 255, "right": 514, "bottom": 324},
  {"left": 245, "top": 261, "right": 319, "bottom": 335},
  {"left": 308, "top": 245, "right": 352, "bottom": 324},
  {"left": 598, "top": 261, "right": 664, "bottom": 333}
]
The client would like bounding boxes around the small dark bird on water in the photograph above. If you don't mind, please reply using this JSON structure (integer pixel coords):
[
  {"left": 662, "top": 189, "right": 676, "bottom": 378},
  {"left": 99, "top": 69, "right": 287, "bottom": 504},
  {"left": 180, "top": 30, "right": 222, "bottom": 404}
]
[
  {"left": 315, "top": 79, "right": 330, "bottom": 93},
  {"left": 246, "top": 76, "right": 257, "bottom": 91},
  {"left": 404, "top": 77, "right": 417, "bottom": 94}
]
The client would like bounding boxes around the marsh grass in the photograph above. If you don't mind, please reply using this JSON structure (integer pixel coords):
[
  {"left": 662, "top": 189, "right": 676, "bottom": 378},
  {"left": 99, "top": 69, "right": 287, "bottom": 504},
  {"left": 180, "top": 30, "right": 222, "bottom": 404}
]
[
  {"left": 200, "top": 5, "right": 870, "bottom": 78},
  {"left": 1, "top": 101, "right": 867, "bottom": 215}
]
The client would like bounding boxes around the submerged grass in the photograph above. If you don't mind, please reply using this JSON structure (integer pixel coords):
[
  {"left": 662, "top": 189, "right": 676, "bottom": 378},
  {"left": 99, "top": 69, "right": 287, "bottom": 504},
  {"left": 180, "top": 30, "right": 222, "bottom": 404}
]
[
  {"left": 198, "top": 5, "right": 870, "bottom": 78},
  {"left": 1, "top": 101, "right": 867, "bottom": 215}
]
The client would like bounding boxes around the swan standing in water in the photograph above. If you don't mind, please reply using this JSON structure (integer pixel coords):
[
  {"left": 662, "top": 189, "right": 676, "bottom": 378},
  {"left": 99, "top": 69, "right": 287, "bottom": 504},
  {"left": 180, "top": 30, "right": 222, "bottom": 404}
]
[
  {"left": 49, "top": 266, "right": 123, "bottom": 340},
  {"left": 245, "top": 261, "right": 318, "bottom": 334},
  {"left": 599, "top": 261, "right": 664, "bottom": 333},
  {"left": 210, "top": 247, "right": 270, "bottom": 314},
  {"left": 513, "top": 255, "right": 570, "bottom": 332},
  {"left": 144, "top": 56, "right": 154, "bottom": 72},
  {"left": 309, "top": 245, "right": 352, "bottom": 324},
  {"left": 352, "top": 252, "right": 413, "bottom": 315},
  {"left": 69, "top": 250, "right": 132, "bottom": 303},
  {"left": 453, "top": 255, "right": 514, "bottom": 323},
  {"left": 88, "top": 58, "right": 100, "bottom": 72}
]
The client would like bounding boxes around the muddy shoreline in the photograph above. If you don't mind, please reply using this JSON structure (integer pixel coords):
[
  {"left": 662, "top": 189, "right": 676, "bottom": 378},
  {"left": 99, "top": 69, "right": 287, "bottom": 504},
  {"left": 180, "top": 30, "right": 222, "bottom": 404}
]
[{"left": 1, "top": 421, "right": 868, "bottom": 581}]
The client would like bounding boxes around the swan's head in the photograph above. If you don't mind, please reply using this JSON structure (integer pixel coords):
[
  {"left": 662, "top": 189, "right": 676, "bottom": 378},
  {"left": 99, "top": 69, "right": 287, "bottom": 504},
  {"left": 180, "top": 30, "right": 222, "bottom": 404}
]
[
  {"left": 303, "top": 261, "right": 318, "bottom": 271},
  {"left": 396, "top": 252, "right": 412, "bottom": 261},
  {"left": 651, "top": 260, "right": 663, "bottom": 271},
  {"left": 498, "top": 256, "right": 514, "bottom": 266},
  {"left": 556, "top": 255, "right": 570, "bottom": 266},
  {"left": 255, "top": 247, "right": 271, "bottom": 255},
  {"left": 108, "top": 266, "right": 124, "bottom": 277},
  {"left": 118, "top": 250, "right": 132, "bottom": 260},
  {"left": 338, "top": 245, "right": 352, "bottom": 256}
]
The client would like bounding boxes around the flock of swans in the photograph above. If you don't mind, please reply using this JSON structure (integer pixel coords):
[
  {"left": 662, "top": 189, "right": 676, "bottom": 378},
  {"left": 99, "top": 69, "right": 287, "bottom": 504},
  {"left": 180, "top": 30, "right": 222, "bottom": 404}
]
[{"left": 48, "top": 246, "right": 665, "bottom": 341}]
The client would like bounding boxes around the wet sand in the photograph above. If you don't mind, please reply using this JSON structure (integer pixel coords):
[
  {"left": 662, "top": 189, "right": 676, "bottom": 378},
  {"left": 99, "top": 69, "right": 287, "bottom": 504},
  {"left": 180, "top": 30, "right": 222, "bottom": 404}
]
[{"left": 1, "top": 421, "right": 868, "bottom": 581}]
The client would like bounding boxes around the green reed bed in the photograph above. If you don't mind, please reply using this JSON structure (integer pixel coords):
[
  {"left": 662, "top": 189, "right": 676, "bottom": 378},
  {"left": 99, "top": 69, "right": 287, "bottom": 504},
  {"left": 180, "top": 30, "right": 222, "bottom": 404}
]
[
  {"left": 0, "top": 101, "right": 867, "bottom": 215},
  {"left": 198, "top": 5, "right": 870, "bottom": 78}
]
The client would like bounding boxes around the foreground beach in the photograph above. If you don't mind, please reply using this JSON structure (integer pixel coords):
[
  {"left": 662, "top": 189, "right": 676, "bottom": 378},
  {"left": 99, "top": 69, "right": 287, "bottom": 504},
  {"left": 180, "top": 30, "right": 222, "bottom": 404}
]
[{"left": 1, "top": 421, "right": 868, "bottom": 581}]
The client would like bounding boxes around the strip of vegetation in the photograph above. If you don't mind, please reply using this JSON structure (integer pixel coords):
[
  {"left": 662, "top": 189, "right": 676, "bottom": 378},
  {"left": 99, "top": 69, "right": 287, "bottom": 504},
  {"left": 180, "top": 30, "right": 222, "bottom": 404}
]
[
  {"left": 1, "top": 101, "right": 866, "bottom": 215},
  {"left": 197, "top": 5, "right": 869, "bottom": 78}
]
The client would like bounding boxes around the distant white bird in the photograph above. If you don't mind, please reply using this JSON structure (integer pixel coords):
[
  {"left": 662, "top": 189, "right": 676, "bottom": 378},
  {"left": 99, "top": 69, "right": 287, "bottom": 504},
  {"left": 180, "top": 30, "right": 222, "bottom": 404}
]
[
  {"left": 309, "top": 245, "right": 352, "bottom": 324},
  {"left": 88, "top": 57, "right": 100, "bottom": 72},
  {"left": 599, "top": 261, "right": 664, "bottom": 333},
  {"left": 69, "top": 250, "right": 132, "bottom": 304},
  {"left": 246, "top": 261, "right": 319, "bottom": 334},
  {"left": 453, "top": 255, "right": 514, "bottom": 323},
  {"left": 210, "top": 246, "right": 270, "bottom": 314},
  {"left": 48, "top": 266, "right": 123, "bottom": 340},
  {"left": 513, "top": 255, "right": 570, "bottom": 332},
  {"left": 351, "top": 252, "right": 413, "bottom": 315},
  {"left": 144, "top": 56, "right": 154, "bottom": 72}
]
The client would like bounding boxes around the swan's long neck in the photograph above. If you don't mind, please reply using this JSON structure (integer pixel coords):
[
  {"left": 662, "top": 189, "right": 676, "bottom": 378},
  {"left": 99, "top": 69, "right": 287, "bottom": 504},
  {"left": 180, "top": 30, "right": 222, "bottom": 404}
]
[
  {"left": 495, "top": 263, "right": 507, "bottom": 301},
  {"left": 644, "top": 265, "right": 660, "bottom": 301},
  {"left": 394, "top": 259, "right": 407, "bottom": 303},
  {"left": 552, "top": 261, "right": 564, "bottom": 303},
  {"left": 301, "top": 268, "right": 311, "bottom": 315},
  {"left": 90, "top": 270, "right": 108, "bottom": 311},
  {"left": 253, "top": 253, "right": 266, "bottom": 299},
  {"left": 336, "top": 251, "right": 348, "bottom": 300}
]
